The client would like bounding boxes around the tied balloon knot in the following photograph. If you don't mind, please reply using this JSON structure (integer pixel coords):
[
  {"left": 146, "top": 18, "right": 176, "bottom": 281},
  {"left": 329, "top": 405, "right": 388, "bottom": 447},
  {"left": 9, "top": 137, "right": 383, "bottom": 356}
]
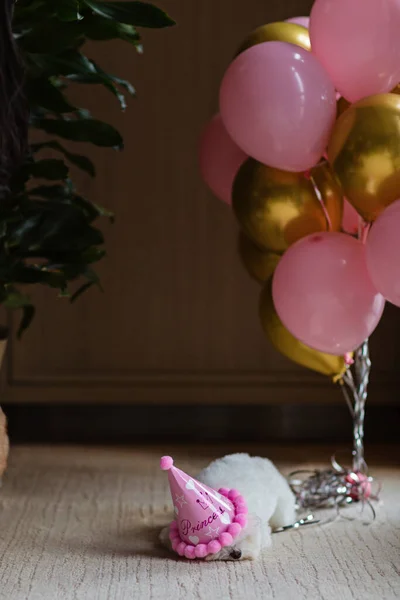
[
  {"left": 344, "top": 471, "right": 372, "bottom": 501},
  {"left": 344, "top": 352, "right": 355, "bottom": 366}
]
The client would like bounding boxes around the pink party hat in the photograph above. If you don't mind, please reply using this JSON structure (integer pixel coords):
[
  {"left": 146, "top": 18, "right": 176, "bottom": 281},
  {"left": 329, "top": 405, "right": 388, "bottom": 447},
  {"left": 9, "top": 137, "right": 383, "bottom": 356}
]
[{"left": 160, "top": 456, "right": 248, "bottom": 560}]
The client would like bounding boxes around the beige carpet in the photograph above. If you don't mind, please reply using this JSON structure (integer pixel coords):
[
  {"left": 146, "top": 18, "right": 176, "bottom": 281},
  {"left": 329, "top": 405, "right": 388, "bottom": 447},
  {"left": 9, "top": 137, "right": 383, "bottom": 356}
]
[{"left": 0, "top": 445, "right": 399, "bottom": 600}]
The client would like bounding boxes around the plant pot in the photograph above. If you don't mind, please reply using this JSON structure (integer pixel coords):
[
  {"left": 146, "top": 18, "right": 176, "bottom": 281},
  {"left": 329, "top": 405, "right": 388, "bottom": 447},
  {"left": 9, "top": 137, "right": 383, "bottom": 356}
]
[{"left": 0, "top": 327, "right": 8, "bottom": 478}]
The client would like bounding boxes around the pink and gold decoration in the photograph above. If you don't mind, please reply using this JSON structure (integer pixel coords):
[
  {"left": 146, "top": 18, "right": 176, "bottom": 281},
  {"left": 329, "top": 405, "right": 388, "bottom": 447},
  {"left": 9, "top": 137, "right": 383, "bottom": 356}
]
[{"left": 199, "top": 0, "right": 400, "bottom": 511}]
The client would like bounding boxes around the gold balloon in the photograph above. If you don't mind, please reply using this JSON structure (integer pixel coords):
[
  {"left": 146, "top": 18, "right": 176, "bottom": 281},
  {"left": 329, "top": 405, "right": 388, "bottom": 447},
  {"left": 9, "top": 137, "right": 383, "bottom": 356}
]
[
  {"left": 238, "top": 233, "right": 280, "bottom": 284},
  {"left": 236, "top": 22, "right": 311, "bottom": 56},
  {"left": 328, "top": 93, "right": 400, "bottom": 222},
  {"left": 232, "top": 158, "right": 330, "bottom": 253},
  {"left": 259, "top": 281, "right": 349, "bottom": 381},
  {"left": 309, "top": 161, "right": 343, "bottom": 232}
]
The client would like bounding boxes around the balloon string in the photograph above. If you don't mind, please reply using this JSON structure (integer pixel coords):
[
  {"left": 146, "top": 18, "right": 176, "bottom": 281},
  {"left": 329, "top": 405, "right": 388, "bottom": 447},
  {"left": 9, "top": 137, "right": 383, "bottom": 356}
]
[
  {"left": 346, "top": 218, "right": 370, "bottom": 473},
  {"left": 340, "top": 378, "right": 355, "bottom": 418},
  {"left": 310, "top": 173, "right": 333, "bottom": 232},
  {"left": 341, "top": 340, "right": 370, "bottom": 474},
  {"left": 358, "top": 217, "right": 370, "bottom": 243}
]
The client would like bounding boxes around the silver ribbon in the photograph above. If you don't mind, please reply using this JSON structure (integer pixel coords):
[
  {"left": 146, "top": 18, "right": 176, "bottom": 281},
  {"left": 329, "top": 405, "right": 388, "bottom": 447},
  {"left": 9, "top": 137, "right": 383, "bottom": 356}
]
[
  {"left": 273, "top": 514, "right": 320, "bottom": 534},
  {"left": 342, "top": 340, "right": 371, "bottom": 473},
  {"left": 287, "top": 340, "right": 378, "bottom": 516}
]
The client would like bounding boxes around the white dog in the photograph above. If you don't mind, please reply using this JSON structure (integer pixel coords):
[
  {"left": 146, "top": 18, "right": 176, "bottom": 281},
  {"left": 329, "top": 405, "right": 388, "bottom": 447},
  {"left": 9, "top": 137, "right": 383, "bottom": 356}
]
[{"left": 160, "top": 453, "right": 296, "bottom": 561}]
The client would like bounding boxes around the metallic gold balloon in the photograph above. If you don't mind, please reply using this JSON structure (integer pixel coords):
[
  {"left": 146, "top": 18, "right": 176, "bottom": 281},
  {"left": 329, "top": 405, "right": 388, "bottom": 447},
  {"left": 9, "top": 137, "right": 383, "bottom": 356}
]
[
  {"left": 236, "top": 22, "right": 310, "bottom": 56},
  {"left": 328, "top": 93, "right": 400, "bottom": 222},
  {"left": 309, "top": 161, "right": 343, "bottom": 232},
  {"left": 238, "top": 233, "right": 280, "bottom": 284},
  {"left": 232, "top": 158, "right": 330, "bottom": 253},
  {"left": 259, "top": 280, "right": 349, "bottom": 380}
]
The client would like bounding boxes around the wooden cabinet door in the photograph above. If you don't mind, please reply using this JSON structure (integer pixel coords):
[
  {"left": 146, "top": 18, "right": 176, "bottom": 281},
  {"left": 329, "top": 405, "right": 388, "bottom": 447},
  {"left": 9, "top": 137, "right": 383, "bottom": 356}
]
[{"left": 3, "top": 0, "right": 400, "bottom": 406}]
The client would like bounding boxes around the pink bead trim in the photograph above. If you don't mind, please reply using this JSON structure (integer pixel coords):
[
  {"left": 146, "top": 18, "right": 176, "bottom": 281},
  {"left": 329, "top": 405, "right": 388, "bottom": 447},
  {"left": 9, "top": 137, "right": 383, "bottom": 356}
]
[{"left": 168, "top": 487, "right": 247, "bottom": 559}]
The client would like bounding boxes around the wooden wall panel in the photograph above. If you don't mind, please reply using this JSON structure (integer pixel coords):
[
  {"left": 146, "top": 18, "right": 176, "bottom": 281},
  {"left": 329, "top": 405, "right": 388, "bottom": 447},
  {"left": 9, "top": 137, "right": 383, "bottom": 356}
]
[{"left": 3, "top": 0, "right": 400, "bottom": 405}]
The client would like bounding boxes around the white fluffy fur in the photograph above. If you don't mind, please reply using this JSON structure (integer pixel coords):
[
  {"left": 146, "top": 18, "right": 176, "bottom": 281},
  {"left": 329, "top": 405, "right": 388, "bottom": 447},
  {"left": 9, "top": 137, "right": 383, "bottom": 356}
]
[{"left": 160, "top": 453, "right": 296, "bottom": 561}]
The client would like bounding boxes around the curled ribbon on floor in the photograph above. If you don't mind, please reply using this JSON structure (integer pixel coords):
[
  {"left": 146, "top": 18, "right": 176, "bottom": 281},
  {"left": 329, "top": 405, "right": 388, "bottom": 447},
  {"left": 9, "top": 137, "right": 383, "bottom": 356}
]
[
  {"left": 288, "top": 455, "right": 381, "bottom": 521},
  {"left": 273, "top": 514, "right": 320, "bottom": 534}
]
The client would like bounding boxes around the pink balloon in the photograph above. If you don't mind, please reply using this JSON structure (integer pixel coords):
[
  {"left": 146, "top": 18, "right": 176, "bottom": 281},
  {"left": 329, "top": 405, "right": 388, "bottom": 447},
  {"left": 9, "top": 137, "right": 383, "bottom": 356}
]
[
  {"left": 366, "top": 200, "right": 400, "bottom": 307},
  {"left": 199, "top": 114, "right": 247, "bottom": 205},
  {"left": 342, "top": 199, "right": 360, "bottom": 235},
  {"left": 310, "top": 0, "right": 400, "bottom": 103},
  {"left": 286, "top": 16, "right": 309, "bottom": 28},
  {"left": 272, "top": 232, "right": 385, "bottom": 354},
  {"left": 219, "top": 42, "right": 336, "bottom": 172}
]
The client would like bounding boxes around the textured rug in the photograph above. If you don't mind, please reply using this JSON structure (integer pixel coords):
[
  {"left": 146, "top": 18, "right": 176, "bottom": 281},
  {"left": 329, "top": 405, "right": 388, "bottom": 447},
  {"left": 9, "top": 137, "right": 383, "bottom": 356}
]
[{"left": 0, "top": 445, "right": 399, "bottom": 600}]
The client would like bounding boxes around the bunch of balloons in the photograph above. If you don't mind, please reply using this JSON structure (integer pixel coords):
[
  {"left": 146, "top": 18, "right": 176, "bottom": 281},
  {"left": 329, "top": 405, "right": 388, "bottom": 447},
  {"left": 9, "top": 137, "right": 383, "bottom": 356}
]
[{"left": 199, "top": 0, "right": 400, "bottom": 382}]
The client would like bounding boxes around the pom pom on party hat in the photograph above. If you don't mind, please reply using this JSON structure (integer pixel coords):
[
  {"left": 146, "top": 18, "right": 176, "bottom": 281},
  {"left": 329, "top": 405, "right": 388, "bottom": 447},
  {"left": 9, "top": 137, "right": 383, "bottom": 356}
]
[{"left": 160, "top": 456, "right": 248, "bottom": 559}]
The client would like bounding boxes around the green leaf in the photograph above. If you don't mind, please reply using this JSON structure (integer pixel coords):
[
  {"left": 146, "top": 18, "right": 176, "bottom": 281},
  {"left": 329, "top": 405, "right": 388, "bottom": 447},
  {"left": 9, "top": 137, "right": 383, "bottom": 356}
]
[
  {"left": 81, "top": 247, "right": 106, "bottom": 264},
  {"left": 80, "top": 13, "right": 143, "bottom": 52},
  {"left": 23, "top": 159, "right": 70, "bottom": 181},
  {"left": 17, "top": 19, "right": 84, "bottom": 53},
  {"left": 25, "top": 78, "right": 76, "bottom": 113},
  {"left": 14, "top": 0, "right": 84, "bottom": 23},
  {"left": 67, "top": 58, "right": 135, "bottom": 110},
  {"left": 26, "top": 50, "right": 135, "bottom": 110},
  {"left": 3, "top": 287, "right": 36, "bottom": 337},
  {"left": 10, "top": 0, "right": 173, "bottom": 333},
  {"left": 0, "top": 221, "right": 7, "bottom": 240},
  {"left": 29, "top": 184, "right": 71, "bottom": 200},
  {"left": 7, "top": 200, "right": 105, "bottom": 255},
  {"left": 31, "top": 141, "right": 96, "bottom": 177},
  {"left": 26, "top": 50, "right": 97, "bottom": 79},
  {"left": 0, "top": 285, "right": 7, "bottom": 302},
  {"left": 54, "top": 0, "right": 85, "bottom": 21},
  {"left": 70, "top": 280, "right": 95, "bottom": 302},
  {"left": 81, "top": 266, "right": 103, "bottom": 291},
  {"left": 83, "top": 1, "right": 175, "bottom": 28},
  {"left": 13, "top": 0, "right": 52, "bottom": 25},
  {"left": 68, "top": 195, "right": 105, "bottom": 222},
  {"left": 92, "top": 63, "right": 135, "bottom": 97},
  {"left": 83, "top": 266, "right": 101, "bottom": 283},
  {"left": 3, "top": 290, "right": 31, "bottom": 310},
  {"left": 33, "top": 118, "right": 123, "bottom": 149},
  {"left": 82, "top": 14, "right": 142, "bottom": 46},
  {"left": 68, "top": 72, "right": 127, "bottom": 110},
  {"left": 9, "top": 263, "right": 68, "bottom": 288},
  {"left": 28, "top": 185, "right": 111, "bottom": 224},
  {"left": 17, "top": 305, "right": 36, "bottom": 339},
  {"left": 90, "top": 202, "right": 114, "bottom": 222}
]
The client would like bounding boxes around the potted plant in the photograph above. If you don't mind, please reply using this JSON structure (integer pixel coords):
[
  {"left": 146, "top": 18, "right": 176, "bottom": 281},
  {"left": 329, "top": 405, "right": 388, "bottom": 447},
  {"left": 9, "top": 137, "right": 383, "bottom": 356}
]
[{"left": 0, "top": 0, "right": 175, "bottom": 477}]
